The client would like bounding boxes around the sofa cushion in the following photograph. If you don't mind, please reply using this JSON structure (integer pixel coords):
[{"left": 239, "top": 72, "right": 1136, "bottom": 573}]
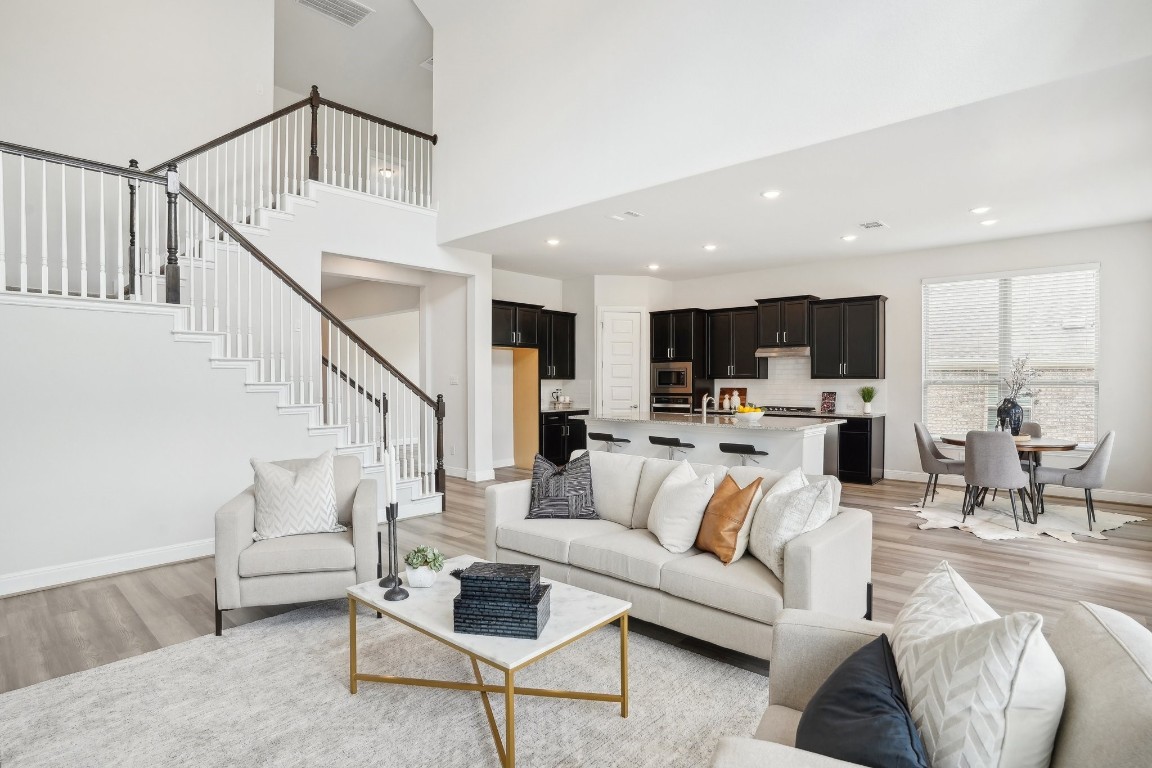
[
  {"left": 661, "top": 552, "right": 783, "bottom": 624},
  {"left": 496, "top": 518, "right": 627, "bottom": 563},
  {"left": 753, "top": 704, "right": 803, "bottom": 747},
  {"left": 891, "top": 561, "right": 1065, "bottom": 768},
  {"left": 749, "top": 473, "right": 839, "bottom": 580},
  {"left": 1049, "top": 601, "right": 1152, "bottom": 768},
  {"left": 527, "top": 453, "right": 597, "bottom": 519},
  {"left": 238, "top": 530, "right": 355, "bottom": 577},
  {"left": 569, "top": 528, "right": 691, "bottom": 589},
  {"left": 648, "top": 461, "right": 715, "bottom": 553},
  {"left": 632, "top": 457, "right": 729, "bottom": 529},
  {"left": 587, "top": 450, "right": 646, "bottom": 527},
  {"left": 795, "top": 634, "right": 929, "bottom": 768}
]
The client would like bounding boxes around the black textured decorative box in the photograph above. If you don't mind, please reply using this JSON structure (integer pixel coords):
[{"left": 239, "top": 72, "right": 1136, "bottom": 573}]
[{"left": 454, "top": 562, "right": 551, "bottom": 639}]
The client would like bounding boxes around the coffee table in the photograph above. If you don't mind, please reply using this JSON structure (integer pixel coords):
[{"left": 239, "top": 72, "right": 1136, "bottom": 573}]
[{"left": 346, "top": 555, "right": 631, "bottom": 768}]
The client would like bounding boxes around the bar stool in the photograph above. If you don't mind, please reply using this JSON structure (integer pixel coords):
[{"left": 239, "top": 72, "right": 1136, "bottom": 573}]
[
  {"left": 649, "top": 435, "right": 694, "bottom": 460},
  {"left": 587, "top": 432, "right": 631, "bottom": 453},
  {"left": 719, "top": 442, "right": 769, "bottom": 466}
]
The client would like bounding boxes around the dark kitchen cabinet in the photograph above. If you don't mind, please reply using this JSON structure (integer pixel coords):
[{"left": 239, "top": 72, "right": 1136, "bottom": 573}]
[
  {"left": 809, "top": 296, "right": 886, "bottom": 379},
  {"left": 757, "top": 295, "right": 818, "bottom": 347},
  {"left": 539, "top": 310, "right": 576, "bottom": 380},
  {"left": 539, "top": 410, "right": 588, "bottom": 465},
  {"left": 837, "top": 416, "right": 885, "bottom": 484},
  {"left": 650, "top": 309, "right": 706, "bottom": 363},
  {"left": 706, "top": 307, "right": 759, "bottom": 379},
  {"left": 492, "top": 300, "right": 541, "bottom": 347}
]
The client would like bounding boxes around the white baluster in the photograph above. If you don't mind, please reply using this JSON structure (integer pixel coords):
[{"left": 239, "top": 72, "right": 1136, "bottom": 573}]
[
  {"left": 297, "top": 295, "right": 306, "bottom": 404},
  {"left": 98, "top": 172, "right": 107, "bottom": 298},
  {"left": 223, "top": 231, "right": 232, "bottom": 354},
  {"left": 326, "top": 320, "right": 333, "bottom": 424},
  {"left": 19, "top": 156, "right": 27, "bottom": 292},
  {"left": 278, "top": 281, "right": 286, "bottom": 381},
  {"left": 152, "top": 184, "right": 160, "bottom": 302},
  {"left": 246, "top": 254, "right": 253, "bottom": 357},
  {"left": 212, "top": 222, "right": 220, "bottom": 333},
  {"left": 116, "top": 178, "right": 124, "bottom": 299},
  {"left": 274, "top": 117, "right": 282, "bottom": 207},
  {"left": 59, "top": 164, "right": 68, "bottom": 296},
  {"left": 258, "top": 123, "right": 266, "bottom": 211},
  {"left": 358, "top": 117, "right": 364, "bottom": 192},
  {"left": 39, "top": 160, "right": 48, "bottom": 294},
  {"left": 257, "top": 265, "right": 265, "bottom": 380},
  {"left": 307, "top": 306, "right": 315, "bottom": 404},
  {"left": 79, "top": 168, "right": 89, "bottom": 296},
  {"left": 0, "top": 153, "right": 6, "bottom": 290}
]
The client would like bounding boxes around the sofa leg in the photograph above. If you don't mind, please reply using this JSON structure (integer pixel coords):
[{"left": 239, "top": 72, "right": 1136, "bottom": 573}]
[
  {"left": 864, "top": 582, "right": 873, "bottom": 621},
  {"left": 214, "top": 579, "right": 223, "bottom": 637}
]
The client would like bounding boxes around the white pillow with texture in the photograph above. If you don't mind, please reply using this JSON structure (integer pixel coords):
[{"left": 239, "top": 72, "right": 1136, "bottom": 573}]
[
  {"left": 747, "top": 475, "right": 837, "bottom": 580},
  {"left": 647, "top": 460, "right": 715, "bottom": 553},
  {"left": 891, "top": 561, "right": 1066, "bottom": 768},
  {"left": 728, "top": 479, "right": 766, "bottom": 563},
  {"left": 251, "top": 450, "right": 344, "bottom": 541}
]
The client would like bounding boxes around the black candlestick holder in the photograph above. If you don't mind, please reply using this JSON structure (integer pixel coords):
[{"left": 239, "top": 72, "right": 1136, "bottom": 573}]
[{"left": 378, "top": 501, "right": 408, "bottom": 601}]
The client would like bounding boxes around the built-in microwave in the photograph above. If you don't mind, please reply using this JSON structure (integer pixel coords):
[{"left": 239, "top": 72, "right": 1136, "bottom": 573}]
[{"left": 651, "top": 362, "right": 694, "bottom": 394}]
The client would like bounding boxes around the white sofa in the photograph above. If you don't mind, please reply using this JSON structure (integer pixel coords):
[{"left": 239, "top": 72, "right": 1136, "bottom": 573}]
[{"left": 485, "top": 451, "right": 872, "bottom": 660}]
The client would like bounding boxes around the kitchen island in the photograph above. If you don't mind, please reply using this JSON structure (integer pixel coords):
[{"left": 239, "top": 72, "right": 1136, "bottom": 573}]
[{"left": 576, "top": 413, "right": 845, "bottom": 474}]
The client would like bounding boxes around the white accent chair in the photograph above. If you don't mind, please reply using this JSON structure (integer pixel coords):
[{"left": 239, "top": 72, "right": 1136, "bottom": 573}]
[{"left": 214, "top": 454, "right": 378, "bottom": 635}]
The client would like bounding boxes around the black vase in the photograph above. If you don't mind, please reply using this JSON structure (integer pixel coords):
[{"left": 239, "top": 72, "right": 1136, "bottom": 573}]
[{"left": 997, "top": 397, "right": 1024, "bottom": 435}]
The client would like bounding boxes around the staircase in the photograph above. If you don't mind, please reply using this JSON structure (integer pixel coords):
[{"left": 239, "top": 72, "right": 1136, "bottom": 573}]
[{"left": 0, "top": 87, "right": 444, "bottom": 517}]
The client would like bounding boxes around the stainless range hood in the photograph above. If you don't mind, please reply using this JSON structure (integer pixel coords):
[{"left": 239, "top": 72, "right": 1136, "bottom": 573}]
[{"left": 754, "top": 346, "right": 811, "bottom": 358}]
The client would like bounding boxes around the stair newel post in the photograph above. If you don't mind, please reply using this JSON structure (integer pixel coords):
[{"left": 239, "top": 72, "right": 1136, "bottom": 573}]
[
  {"left": 435, "top": 394, "right": 446, "bottom": 495},
  {"left": 308, "top": 85, "right": 320, "bottom": 182},
  {"left": 126, "top": 159, "right": 138, "bottom": 298},
  {"left": 164, "top": 164, "right": 180, "bottom": 304}
]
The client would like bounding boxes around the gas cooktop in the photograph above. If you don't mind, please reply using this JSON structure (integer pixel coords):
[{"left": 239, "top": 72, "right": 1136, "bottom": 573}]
[{"left": 759, "top": 405, "right": 817, "bottom": 413}]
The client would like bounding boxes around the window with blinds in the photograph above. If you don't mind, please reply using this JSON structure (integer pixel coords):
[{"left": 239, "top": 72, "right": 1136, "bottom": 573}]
[{"left": 922, "top": 266, "right": 1099, "bottom": 445}]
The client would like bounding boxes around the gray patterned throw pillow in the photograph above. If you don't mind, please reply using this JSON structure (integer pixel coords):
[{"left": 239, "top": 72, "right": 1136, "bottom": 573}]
[{"left": 527, "top": 453, "right": 598, "bottom": 519}]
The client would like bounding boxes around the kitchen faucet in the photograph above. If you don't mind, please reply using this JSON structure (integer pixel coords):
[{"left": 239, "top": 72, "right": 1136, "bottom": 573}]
[{"left": 700, "top": 394, "right": 716, "bottom": 420}]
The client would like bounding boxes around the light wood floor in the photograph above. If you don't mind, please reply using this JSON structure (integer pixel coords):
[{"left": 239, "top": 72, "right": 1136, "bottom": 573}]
[{"left": 2, "top": 472, "right": 1149, "bottom": 693}]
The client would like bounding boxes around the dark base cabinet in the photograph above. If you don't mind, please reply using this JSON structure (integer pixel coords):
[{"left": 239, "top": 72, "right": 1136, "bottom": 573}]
[
  {"left": 837, "top": 416, "right": 885, "bottom": 485},
  {"left": 539, "top": 410, "right": 588, "bottom": 466}
]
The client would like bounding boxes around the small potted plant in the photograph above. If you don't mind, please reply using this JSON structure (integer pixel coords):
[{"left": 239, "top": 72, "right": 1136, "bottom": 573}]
[
  {"left": 404, "top": 545, "right": 445, "bottom": 588},
  {"left": 857, "top": 386, "right": 877, "bottom": 415}
]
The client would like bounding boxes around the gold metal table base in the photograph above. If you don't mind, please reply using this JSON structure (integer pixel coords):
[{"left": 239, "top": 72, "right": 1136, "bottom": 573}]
[{"left": 348, "top": 595, "right": 629, "bottom": 768}]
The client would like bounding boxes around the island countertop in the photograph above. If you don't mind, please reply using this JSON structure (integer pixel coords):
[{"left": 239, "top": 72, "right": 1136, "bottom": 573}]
[{"left": 576, "top": 413, "right": 846, "bottom": 432}]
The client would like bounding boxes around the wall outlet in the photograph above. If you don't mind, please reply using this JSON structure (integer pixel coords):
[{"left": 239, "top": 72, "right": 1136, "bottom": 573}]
[
  {"left": 449, "top": 444, "right": 456, "bottom": 456},
  {"left": 449, "top": 376, "right": 460, "bottom": 386}
]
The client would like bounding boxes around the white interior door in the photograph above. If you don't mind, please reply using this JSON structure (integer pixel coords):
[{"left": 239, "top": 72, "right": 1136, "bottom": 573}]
[{"left": 599, "top": 310, "right": 642, "bottom": 418}]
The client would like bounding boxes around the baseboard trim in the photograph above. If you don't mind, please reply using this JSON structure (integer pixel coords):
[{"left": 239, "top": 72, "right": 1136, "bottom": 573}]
[
  {"left": 0, "top": 538, "right": 215, "bottom": 597},
  {"left": 882, "top": 469, "right": 1152, "bottom": 507},
  {"left": 467, "top": 469, "right": 496, "bottom": 482},
  {"left": 445, "top": 466, "right": 468, "bottom": 479}
]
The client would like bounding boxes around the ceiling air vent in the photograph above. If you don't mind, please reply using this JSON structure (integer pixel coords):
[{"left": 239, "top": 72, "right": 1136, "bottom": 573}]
[
  {"left": 622, "top": 211, "right": 643, "bottom": 218},
  {"left": 420, "top": 57, "right": 434, "bottom": 72},
  {"left": 297, "top": 0, "right": 374, "bottom": 28},
  {"left": 857, "top": 220, "right": 888, "bottom": 230}
]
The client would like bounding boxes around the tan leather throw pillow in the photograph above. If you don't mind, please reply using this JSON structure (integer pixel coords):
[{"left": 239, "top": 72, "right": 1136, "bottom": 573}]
[{"left": 695, "top": 475, "right": 763, "bottom": 564}]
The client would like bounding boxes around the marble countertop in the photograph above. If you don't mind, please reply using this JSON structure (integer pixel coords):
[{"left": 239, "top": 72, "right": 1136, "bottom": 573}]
[
  {"left": 577, "top": 413, "right": 846, "bottom": 431},
  {"left": 541, "top": 405, "right": 590, "bottom": 413},
  {"left": 769, "top": 411, "right": 885, "bottom": 419}
]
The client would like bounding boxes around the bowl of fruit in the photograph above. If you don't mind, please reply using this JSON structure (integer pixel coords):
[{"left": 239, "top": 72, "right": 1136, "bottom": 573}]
[{"left": 733, "top": 405, "right": 764, "bottom": 422}]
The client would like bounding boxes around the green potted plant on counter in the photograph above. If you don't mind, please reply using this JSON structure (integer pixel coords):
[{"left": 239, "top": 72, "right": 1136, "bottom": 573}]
[
  {"left": 404, "top": 545, "right": 446, "bottom": 588},
  {"left": 857, "top": 386, "right": 877, "bottom": 415}
]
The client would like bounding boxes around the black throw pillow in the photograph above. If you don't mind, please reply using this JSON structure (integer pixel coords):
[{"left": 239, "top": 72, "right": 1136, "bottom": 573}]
[
  {"left": 794, "top": 634, "right": 929, "bottom": 768},
  {"left": 526, "top": 453, "right": 597, "bottom": 519}
]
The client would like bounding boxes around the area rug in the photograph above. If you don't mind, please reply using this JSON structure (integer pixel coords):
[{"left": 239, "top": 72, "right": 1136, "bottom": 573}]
[
  {"left": 896, "top": 488, "right": 1145, "bottom": 542},
  {"left": 0, "top": 600, "right": 770, "bottom": 767}
]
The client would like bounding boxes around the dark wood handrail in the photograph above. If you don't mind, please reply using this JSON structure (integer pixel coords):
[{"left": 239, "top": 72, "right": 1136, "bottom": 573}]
[
  {"left": 146, "top": 97, "right": 312, "bottom": 173},
  {"left": 177, "top": 183, "right": 437, "bottom": 407},
  {"left": 317, "top": 96, "right": 437, "bottom": 144},
  {"left": 0, "top": 140, "right": 163, "bottom": 184},
  {"left": 322, "top": 355, "right": 383, "bottom": 409}
]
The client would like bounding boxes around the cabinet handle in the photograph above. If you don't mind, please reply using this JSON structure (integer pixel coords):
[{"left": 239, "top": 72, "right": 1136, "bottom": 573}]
[
  {"left": 776, "top": 331, "right": 780, "bottom": 343},
  {"left": 783, "top": 331, "right": 788, "bottom": 343}
]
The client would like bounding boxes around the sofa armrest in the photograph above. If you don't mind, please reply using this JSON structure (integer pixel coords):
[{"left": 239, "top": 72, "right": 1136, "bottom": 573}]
[
  {"left": 783, "top": 506, "right": 872, "bottom": 617},
  {"left": 768, "top": 609, "right": 891, "bottom": 711},
  {"left": 214, "top": 488, "right": 257, "bottom": 610},
  {"left": 711, "top": 737, "right": 865, "bottom": 767},
  {"left": 352, "top": 478, "right": 379, "bottom": 584},
  {"left": 485, "top": 479, "right": 532, "bottom": 559}
]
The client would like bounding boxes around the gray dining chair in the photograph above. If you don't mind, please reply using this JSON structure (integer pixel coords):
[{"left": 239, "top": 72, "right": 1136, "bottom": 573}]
[
  {"left": 913, "top": 423, "right": 964, "bottom": 507},
  {"left": 963, "top": 430, "right": 1031, "bottom": 531},
  {"left": 992, "top": 420, "right": 1044, "bottom": 504},
  {"left": 1034, "top": 431, "right": 1115, "bottom": 531}
]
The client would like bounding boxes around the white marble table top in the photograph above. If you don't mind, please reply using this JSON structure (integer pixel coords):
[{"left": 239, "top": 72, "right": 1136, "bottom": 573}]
[{"left": 348, "top": 555, "right": 631, "bottom": 671}]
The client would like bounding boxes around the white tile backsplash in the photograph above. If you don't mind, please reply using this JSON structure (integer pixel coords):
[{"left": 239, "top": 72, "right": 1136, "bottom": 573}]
[
  {"left": 714, "top": 358, "right": 885, "bottom": 414},
  {"left": 541, "top": 379, "right": 592, "bottom": 408}
]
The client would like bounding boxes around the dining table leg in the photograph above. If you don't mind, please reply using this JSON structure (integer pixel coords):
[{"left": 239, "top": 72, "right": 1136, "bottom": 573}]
[{"left": 1026, "top": 453, "right": 1039, "bottom": 524}]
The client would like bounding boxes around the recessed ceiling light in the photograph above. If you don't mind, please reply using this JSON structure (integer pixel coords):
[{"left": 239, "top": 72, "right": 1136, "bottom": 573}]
[
  {"left": 703, "top": 244, "right": 717, "bottom": 251},
  {"left": 607, "top": 214, "right": 626, "bottom": 221},
  {"left": 546, "top": 238, "right": 560, "bottom": 246},
  {"left": 761, "top": 189, "right": 782, "bottom": 200},
  {"left": 980, "top": 219, "right": 998, "bottom": 226},
  {"left": 841, "top": 235, "right": 858, "bottom": 242},
  {"left": 648, "top": 264, "right": 660, "bottom": 271},
  {"left": 378, "top": 168, "right": 394, "bottom": 178},
  {"left": 970, "top": 206, "right": 991, "bottom": 214}
]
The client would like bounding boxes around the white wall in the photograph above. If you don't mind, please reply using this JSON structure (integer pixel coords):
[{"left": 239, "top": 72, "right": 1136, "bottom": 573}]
[
  {"left": 347, "top": 311, "right": 421, "bottom": 385},
  {"left": 420, "top": 0, "right": 1152, "bottom": 244},
  {"left": 0, "top": 297, "right": 339, "bottom": 595},
  {"left": 492, "top": 350, "right": 515, "bottom": 466},
  {"left": 492, "top": 268, "right": 563, "bottom": 308},
  {"left": 0, "top": 0, "right": 275, "bottom": 167},
  {"left": 656, "top": 221, "right": 1152, "bottom": 498}
]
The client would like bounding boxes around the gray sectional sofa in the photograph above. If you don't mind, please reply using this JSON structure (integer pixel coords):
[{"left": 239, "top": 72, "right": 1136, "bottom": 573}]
[{"left": 484, "top": 450, "right": 873, "bottom": 660}]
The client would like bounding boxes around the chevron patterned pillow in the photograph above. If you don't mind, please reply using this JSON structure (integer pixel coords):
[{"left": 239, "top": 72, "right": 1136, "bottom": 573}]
[
  {"left": 526, "top": 453, "right": 598, "bottom": 519},
  {"left": 891, "top": 562, "right": 1066, "bottom": 768},
  {"left": 251, "top": 450, "right": 345, "bottom": 541}
]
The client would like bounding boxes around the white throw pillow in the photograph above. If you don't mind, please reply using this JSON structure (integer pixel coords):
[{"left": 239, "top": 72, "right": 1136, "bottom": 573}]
[
  {"left": 891, "top": 561, "right": 1066, "bottom": 768},
  {"left": 747, "top": 474, "right": 837, "bottom": 580},
  {"left": 587, "top": 450, "right": 646, "bottom": 527},
  {"left": 729, "top": 480, "right": 766, "bottom": 563},
  {"left": 251, "top": 450, "right": 344, "bottom": 541},
  {"left": 647, "top": 460, "right": 715, "bottom": 553}
]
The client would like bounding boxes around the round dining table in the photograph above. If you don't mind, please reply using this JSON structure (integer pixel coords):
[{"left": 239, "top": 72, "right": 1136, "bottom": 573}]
[{"left": 940, "top": 433, "right": 1077, "bottom": 523}]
